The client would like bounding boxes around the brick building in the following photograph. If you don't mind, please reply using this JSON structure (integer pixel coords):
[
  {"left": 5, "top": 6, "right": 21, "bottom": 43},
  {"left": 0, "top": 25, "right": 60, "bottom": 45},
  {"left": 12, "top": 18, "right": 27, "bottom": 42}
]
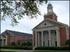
[
  {"left": 33, "top": 3, "right": 69, "bottom": 48},
  {"left": 0, "top": 30, "right": 32, "bottom": 46}
]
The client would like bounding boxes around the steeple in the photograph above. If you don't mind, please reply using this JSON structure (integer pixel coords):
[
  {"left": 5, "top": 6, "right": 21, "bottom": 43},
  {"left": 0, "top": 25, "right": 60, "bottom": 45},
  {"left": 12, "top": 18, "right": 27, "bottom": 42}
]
[
  {"left": 44, "top": 3, "right": 57, "bottom": 21},
  {"left": 47, "top": 3, "right": 53, "bottom": 15}
]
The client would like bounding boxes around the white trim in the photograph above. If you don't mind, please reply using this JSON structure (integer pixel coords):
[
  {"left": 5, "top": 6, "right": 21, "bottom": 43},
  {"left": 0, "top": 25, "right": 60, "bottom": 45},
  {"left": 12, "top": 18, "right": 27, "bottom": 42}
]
[
  {"left": 2, "top": 39, "right": 3, "bottom": 46},
  {"left": 5, "top": 36, "right": 7, "bottom": 45},
  {"left": 41, "top": 31, "right": 43, "bottom": 46},
  {"left": 35, "top": 31, "right": 37, "bottom": 48},
  {"left": 34, "top": 26, "right": 58, "bottom": 32},
  {"left": 48, "top": 30, "right": 51, "bottom": 47},
  {"left": 37, "top": 32, "right": 39, "bottom": 47}
]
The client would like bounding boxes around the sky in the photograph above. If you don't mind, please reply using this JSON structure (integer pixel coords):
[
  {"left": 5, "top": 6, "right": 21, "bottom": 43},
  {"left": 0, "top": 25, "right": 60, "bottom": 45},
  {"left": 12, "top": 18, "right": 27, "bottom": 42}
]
[{"left": 1, "top": 1, "right": 69, "bottom": 34}]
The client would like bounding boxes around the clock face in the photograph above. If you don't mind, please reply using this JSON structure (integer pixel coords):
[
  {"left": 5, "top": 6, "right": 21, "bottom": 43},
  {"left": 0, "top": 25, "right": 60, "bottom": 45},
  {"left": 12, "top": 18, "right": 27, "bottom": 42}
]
[{"left": 48, "top": 10, "right": 52, "bottom": 12}]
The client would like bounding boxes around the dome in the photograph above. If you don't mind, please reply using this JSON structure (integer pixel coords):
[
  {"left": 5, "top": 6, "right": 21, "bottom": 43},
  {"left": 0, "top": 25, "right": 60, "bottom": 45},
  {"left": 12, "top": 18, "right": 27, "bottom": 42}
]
[{"left": 47, "top": 3, "right": 53, "bottom": 9}]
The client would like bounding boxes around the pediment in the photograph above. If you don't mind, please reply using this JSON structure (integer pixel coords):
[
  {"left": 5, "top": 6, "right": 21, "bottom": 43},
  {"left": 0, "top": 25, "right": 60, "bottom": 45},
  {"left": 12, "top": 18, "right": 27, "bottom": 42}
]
[{"left": 33, "top": 20, "right": 57, "bottom": 29}]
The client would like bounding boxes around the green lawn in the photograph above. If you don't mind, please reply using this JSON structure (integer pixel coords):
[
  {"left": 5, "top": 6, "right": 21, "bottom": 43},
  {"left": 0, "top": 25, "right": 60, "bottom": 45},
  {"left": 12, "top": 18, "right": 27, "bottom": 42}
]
[
  {"left": 33, "top": 50, "right": 69, "bottom": 52},
  {"left": 0, "top": 49, "right": 69, "bottom": 52},
  {"left": 0, "top": 51, "right": 15, "bottom": 52}
]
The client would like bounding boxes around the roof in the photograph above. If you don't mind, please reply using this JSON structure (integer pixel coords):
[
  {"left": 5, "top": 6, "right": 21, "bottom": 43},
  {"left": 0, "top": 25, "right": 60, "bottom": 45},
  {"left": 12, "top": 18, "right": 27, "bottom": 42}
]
[
  {"left": 0, "top": 30, "right": 32, "bottom": 37},
  {"left": 33, "top": 18, "right": 69, "bottom": 30}
]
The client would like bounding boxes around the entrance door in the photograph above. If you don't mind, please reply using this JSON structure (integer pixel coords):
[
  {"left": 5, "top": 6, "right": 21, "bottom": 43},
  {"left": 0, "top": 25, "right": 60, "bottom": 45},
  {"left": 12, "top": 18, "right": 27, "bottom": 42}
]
[{"left": 43, "top": 31, "right": 49, "bottom": 47}]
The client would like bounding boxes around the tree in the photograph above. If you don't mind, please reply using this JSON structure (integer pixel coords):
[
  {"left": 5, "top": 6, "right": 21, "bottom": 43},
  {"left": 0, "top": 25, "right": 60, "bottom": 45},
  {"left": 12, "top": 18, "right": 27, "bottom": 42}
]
[{"left": 0, "top": 0, "right": 47, "bottom": 25}]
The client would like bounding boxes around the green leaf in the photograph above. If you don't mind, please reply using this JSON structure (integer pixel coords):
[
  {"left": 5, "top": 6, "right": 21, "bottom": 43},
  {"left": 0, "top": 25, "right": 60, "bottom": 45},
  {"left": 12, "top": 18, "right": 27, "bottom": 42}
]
[{"left": 39, "top": 0, "right": 47, "bottom": 3}]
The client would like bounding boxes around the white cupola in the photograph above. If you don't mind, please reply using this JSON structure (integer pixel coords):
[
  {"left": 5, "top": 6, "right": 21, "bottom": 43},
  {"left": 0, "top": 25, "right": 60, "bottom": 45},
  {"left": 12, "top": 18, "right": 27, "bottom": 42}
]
[{"left": 44, "top": 3, "right": 57, "bottom": 21}]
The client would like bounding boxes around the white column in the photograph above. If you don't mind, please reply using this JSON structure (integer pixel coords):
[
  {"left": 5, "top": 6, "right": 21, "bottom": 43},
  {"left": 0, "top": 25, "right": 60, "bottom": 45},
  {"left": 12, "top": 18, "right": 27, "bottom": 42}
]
[
  {"left": 41, "top": 31, "right": 43, "bottom": 46},
  {"left": 5, "top": 36, "right": 7, "bottom": 46},
  {"left": 37, "top": 32, "right": 39, "bottom": 47},
  {"left": 2, "top": 39, "right": 4, "bottom": 46},
  {"left": 48, "top": 30, "right": 51, "bottom": 47},
  {"left": 56, "top": 29, "right": 60, "bottom": 47},
  {"left": 35, "top": 31, "right": 37, "bottom": 48},
  {"left": 33, "top": 31, "right": 36, "bottom": 49},
  {"left": 33, "top": 32, "right": 34, "bottom": 47}
]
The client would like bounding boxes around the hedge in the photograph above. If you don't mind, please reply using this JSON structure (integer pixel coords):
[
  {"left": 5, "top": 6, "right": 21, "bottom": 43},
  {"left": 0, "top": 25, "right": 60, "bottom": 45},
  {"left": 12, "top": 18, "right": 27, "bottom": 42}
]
[{"left": 0, "top": 46, "right": 32, "bottom": 50}]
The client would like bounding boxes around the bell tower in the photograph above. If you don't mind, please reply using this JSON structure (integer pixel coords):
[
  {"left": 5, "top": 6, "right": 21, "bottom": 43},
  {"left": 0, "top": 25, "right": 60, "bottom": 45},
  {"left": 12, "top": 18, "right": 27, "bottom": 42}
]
[{"left": 44, "top": 3, "right": 57, "bottom": 21}]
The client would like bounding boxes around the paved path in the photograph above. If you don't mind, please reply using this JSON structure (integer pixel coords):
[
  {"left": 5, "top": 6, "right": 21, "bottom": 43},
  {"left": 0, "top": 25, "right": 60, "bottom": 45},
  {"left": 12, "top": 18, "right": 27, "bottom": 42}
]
[{"left": 0, "top": 49, "right": 33, "bottom": 52}]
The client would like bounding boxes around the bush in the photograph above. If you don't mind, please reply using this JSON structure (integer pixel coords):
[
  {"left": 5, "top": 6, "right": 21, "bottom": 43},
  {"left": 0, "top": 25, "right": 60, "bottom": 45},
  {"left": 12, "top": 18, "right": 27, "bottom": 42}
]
[
  {"left": 21, "top": 41, "right": 32, "bottom": 47},
  {"left": 35, "top": 47, "right": 70, "bottom": 50},
  {"left": 0, "top": 46, "right": 32, "bottom": 50},
  {"left": 11, "top": 42, "right": 16, "bottom": 46},
  {"left": 65, "top": 39, "right": 70, "bottom": 47}
]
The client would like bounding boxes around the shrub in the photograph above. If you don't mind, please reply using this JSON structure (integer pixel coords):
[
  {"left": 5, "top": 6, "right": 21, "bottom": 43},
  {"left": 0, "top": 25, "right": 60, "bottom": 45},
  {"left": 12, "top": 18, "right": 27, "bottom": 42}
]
[
  {"left": 11, "top": 42, "right": 16, "bottom": 46},
  {"left": 0, "top": 46, "right": 32, "bottom": 50},
  {"left": 65, "top": 39, "right": 70, "bottom": 47}
]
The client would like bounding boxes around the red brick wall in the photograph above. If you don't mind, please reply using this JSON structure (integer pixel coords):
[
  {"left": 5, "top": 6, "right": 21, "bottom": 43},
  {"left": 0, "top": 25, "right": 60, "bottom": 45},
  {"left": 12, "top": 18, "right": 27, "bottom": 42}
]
[
  {"left": 7, "top": 35, "right": 32, "bottom": 45},
  {"left": 7, "top": 35, "right": 12, "bottom": 45},
  {"left": 59, "top": 26, "right": 67, "bottom": 47},
  {"left": 44, "top": 14, "right": 57, "bottom": 21}
]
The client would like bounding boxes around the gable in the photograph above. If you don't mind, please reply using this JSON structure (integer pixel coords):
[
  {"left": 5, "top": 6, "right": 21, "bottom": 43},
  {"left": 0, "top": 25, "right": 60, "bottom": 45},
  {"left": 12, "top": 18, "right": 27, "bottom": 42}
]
[
  {"left": 33, "top": 20, "right": 57, "bottom": 29},
  {"left": 33, "top": 18, "right": 69, "bottom": 30}
]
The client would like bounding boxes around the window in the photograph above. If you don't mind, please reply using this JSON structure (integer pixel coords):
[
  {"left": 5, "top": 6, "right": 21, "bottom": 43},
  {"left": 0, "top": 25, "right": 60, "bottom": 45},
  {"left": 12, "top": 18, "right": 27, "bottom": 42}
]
[
  {"left": 43, "top": 41, "right": 45, "bottom": 46},
  {"left": 3, "top": 39, "right": 6, "bottom": 45},
  {"left": 51, "top": 30, "right": 56, "bottom": 35},
  {"left": 2, "top": 35, "right": 6, "bottom": 38},
  {"left": 43, "top": 31, "right": 48, "bottom": 35},
  {"left": 0, "top": 39, "right": 2, "bottom": 46},
  {"left": 37, "top": 31, "right": 41, "bottom": 46},
  {"left": 55, "top": 41, "right": 57, "bottom": 47},
  {"left": 51, "top": 30, "right": 56, "bottom": 38},
  {"left": 48, "top": 40, "right": 49, "bottom": 47},
  {"left": 44, "top": 23, "right": 47, "bottom": 25}
]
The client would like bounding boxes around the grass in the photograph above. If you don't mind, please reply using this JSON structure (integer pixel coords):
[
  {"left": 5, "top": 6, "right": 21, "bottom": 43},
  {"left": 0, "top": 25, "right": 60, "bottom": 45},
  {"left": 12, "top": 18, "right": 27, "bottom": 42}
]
[
  {"left": 33, "top": 50, "right": 70, "bottom": 52},
  {"left": 0, "top": 50, "right": 69, "bottom": 52},
  {"left": 0, "top": 51, "right": 15, "bottom": 52},
  {"left": 0, "top": 49, "right": 69, "bottom": 52}
]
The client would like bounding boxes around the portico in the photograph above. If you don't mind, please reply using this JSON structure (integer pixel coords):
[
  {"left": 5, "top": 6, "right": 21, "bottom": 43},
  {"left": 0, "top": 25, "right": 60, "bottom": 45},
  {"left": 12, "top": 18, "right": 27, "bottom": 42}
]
[{"left": 33, "top": 27, "right": 60, "bottom": 48}]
